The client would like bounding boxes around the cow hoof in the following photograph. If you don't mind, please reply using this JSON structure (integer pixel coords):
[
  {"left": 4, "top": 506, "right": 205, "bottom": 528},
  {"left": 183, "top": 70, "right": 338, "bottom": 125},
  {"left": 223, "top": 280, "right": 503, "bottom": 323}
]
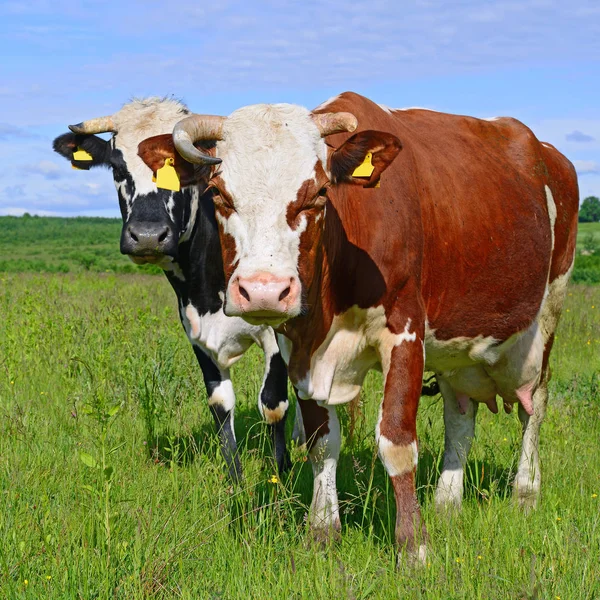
[
  {"left": 434, "top": 489, "right": 463, "bottom": 513},
  {"left": 514, "top": 485, "right": 539, "bottom": 512},
  {"left": 397, "top": 544, "right": 428, "bottom": 569},
  {"left": 308, "top": 522, "right": 342, "bottom": 547}
]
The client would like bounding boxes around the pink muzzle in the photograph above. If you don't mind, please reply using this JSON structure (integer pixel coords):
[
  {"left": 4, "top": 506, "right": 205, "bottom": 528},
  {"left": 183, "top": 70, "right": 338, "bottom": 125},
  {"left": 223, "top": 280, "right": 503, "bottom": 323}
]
[{"left": 229, "top": 272, "right": 300, "bottom": 318}]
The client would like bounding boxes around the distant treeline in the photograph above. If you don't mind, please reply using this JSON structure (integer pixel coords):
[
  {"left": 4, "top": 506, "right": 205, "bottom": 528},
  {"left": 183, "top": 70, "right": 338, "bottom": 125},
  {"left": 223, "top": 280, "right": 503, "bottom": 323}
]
[{"left": 1, "top": 215, "right": 599, "bottom": 283}]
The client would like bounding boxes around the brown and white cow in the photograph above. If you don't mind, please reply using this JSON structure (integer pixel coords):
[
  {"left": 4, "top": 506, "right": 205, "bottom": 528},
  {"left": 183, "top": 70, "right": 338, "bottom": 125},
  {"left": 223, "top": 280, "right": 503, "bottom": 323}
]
[{"left": 142, "top": 92, "right": 578, "bottom": 558}]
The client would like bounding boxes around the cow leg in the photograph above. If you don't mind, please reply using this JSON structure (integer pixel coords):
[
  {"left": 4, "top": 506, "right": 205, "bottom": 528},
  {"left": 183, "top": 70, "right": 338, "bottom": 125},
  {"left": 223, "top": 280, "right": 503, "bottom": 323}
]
[
  {"left": 377, "top": 340, "right": 426, "bottom": 560},
  {"left": 514, "top": 368, "right": 549, "bottom": 509},
  {"left": 193, "top": 346, "right": 242, "bottom": 482},
  {"left": 299, "top": 400, "right": 341, "bottom": 539},
  {"left": 434, "top": 378, "right": 478, "bottom": 510},
  {"left": 258, "top": 350, "right": 291, "bottom": 475},
  {"left": 292, "top": 398, "right": 306, "bottom": 446}
]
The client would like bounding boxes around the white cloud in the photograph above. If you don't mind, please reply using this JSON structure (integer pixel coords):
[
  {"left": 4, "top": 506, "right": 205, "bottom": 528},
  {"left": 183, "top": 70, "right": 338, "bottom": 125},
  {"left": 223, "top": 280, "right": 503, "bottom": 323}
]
[
  {"left": 0, "top": 123, "right": 39, "bottom": 140},
  {"left": 527, "top": 118, "right": 600, "bottom": 155},
  {"left": 579, "top": 173, "right": 600, "bottom": 201},
  {"left": 0, "top": 206, "right": 63, "bottom": 216},
  {"left": 574, "top": 160, "right": 600, "bottom": 175},
  {"left": 0, "top": 170, "right": 118, "bottom": 215},
  {"left": 4, "top": 0, "right": 600, "bottom": 108},
  {"left": 0, "top": 0, "right": 598, "bottom": 214},
  {"left": 21, "top": 160, "right": 63, "bottom": 180}
]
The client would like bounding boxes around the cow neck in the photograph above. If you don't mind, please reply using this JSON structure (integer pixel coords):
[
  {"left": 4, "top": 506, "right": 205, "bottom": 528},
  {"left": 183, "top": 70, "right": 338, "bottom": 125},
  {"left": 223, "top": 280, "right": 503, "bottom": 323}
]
[
  {"left": 166, "top": 190, "right": 225, "bottom": 315},
  {"left": 279, "top": 188, "right": 379, "bottom": 384}
]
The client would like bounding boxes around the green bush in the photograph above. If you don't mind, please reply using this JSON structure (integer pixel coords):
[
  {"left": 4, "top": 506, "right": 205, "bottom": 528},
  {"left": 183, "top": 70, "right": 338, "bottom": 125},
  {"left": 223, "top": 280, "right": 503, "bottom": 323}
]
[{"left": 572, "top": 254, "right": 600, "bottom": 284}]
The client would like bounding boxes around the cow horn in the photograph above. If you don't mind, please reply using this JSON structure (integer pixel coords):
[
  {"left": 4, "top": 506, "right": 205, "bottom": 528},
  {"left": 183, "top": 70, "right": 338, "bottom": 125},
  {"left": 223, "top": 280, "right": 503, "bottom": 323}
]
[
  {"left": 172, "top": 115, "right": 226, "bottom": 166},
  {"left": 68, "top": 116, "right": 116, "bottom": 134},
  {"left": 311, "top": 112, "right": 358, "bottom": 137}
]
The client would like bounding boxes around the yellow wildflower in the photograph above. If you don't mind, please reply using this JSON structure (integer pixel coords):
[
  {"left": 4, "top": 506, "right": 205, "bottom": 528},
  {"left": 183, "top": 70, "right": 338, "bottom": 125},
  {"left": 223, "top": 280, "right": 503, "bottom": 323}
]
[
  {"left": 24, "top": 580, "right": 28, "bottom": 586},
  {"left": 556, "top": 516, "right": 561, "bottom": 521},
  {"left": 592, "top": 494, "right": 598, "bottom": 499},
  {"left": 46, "top": 575, "right": 51, "bottom": 581},
  {"left": 269, "top": 475, "right": 279, "bottom": 484},
  {"left": 477, "top": 555, "right": 483, "bottom": 560}
]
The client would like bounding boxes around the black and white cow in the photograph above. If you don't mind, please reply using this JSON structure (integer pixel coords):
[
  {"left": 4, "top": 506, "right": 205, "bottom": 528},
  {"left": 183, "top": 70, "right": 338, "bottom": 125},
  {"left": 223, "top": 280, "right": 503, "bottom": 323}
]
[{"left": 53, "top": 98, "right": 295, "bottom": 479}]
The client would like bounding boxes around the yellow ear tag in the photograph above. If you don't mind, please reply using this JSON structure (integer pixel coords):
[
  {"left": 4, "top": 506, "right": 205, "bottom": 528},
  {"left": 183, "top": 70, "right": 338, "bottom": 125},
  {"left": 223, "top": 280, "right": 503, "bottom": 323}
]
[
  {"left": 155, "top": 158, "right": 180, "bottom": 192},
  {"left": 73, "top": 147, "right": 93, "bottom": 161},
  {"left": 352, "top": 152, "right": 375, "bottom": 178}
]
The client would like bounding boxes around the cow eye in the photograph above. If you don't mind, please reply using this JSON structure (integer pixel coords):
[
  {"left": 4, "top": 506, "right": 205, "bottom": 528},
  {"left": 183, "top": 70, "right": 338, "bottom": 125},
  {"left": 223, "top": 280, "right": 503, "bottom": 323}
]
[
  {"left": 211, "top": 189, "right": 234, "bottom": 211},
  {"left": 317, "top": 186, "right": 328, "bottom": 197}
]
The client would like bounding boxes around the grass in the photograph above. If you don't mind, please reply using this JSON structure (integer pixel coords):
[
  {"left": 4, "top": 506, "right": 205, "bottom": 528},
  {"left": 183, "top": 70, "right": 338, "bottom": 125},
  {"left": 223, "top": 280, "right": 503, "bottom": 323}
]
[
  {"left": 0, "top": 272, "right": 599, "bottom": 599},
  {"left": 576, "top": 222, "right": 600, "bottom": 251},
  {"left": 0, "top": 215, "right": 160, "bottom": 275}
]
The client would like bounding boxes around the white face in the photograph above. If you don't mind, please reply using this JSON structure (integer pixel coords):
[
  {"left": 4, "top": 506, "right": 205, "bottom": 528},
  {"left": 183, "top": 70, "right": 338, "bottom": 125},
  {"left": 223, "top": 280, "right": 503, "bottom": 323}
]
[
  {"left": 105, "top": 99, "right": 203, "bottom": 265},
  {"left": 211, "top": 104, "right": 330, "bottom": 323},
  {"left": 110, "top": 98, "right": 193, "bottom": 219}
]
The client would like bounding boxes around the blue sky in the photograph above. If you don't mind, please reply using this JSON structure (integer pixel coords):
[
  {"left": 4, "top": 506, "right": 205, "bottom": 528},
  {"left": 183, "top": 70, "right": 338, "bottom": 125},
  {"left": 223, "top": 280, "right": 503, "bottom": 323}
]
[{"left": 1, "top": 0, "right": 599, "bottom": 216}]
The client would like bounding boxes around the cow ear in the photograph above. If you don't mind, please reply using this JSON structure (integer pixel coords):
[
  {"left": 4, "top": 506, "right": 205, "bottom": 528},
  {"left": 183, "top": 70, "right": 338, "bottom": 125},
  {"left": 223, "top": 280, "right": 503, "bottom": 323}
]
[
  {"left": 330, "top": 130, "right": 402, "bottom": 188},
  {"left": 138, "top": 134, "right": 213, "bottom": 188},
  {"left": 52, "top": 132, "right": 110, "bottom": 169}
]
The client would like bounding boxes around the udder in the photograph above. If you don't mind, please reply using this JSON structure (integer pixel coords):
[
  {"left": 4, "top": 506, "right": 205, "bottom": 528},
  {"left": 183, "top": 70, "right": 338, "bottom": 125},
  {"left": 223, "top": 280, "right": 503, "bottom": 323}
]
[
  {"left": 439, "top": 365, "right": 499, "bottom": 413},
  {"left": 486, "top": 321, "right": 544, "bottom": 416},
  {"left": 438, "top": 321, "right": 545, "bottom": 416}
]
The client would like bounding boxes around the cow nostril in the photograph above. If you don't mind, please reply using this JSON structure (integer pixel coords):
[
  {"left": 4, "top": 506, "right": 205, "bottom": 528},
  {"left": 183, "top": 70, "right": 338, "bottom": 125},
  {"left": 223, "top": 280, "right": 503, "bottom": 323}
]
[
  {"left": 128, "top": 227, "right": 138, "bottom": 242},
  {"left": 279, "top": 286, "right": 291, "bottom": 301},
  {"left": 158, "top": 227, "right": 169, "bottom": 243},
  {"left": 239, "top": 284, "right": 250, "bottom": 302}
]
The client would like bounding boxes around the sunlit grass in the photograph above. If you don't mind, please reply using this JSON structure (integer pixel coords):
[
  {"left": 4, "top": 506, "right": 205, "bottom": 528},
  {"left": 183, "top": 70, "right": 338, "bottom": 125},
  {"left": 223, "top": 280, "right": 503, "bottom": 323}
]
[{"left": 0, "top": 273, "right": 599, "bottom": 598}]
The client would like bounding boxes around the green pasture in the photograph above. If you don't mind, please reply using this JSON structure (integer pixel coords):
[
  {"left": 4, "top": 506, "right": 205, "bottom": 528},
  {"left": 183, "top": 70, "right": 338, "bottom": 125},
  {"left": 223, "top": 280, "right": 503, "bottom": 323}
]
[
  {"left": 1, "top": 216, "right": 599, "bottom": 283},
  {"left": 0, "top": 270, "right": 599, "bottom": 599},
  {"left": 577, "top": 222, "right": 600, "bottom": 249},
  {"left": 0, "top": 216, "right": 160, "bottom": 276}
]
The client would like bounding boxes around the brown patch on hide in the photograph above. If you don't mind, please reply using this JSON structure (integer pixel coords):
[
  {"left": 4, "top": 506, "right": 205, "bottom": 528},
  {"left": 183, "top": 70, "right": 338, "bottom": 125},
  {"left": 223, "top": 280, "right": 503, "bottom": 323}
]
[
  {"left": 210, "top": 177, "right": 239, "bottom": 286},
  {"left": 297, "top": 399, "right": 330, "bottom": 451}
]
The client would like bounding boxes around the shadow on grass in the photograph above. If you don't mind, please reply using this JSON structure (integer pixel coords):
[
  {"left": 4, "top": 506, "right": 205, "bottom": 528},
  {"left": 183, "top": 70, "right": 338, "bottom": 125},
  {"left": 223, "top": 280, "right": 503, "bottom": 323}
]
[
  {"left": 145, "top": 399, "right": 291, "bottom": 468},
  {"left": 144, "top": 398, "right": 517, "bottom": 546}
]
